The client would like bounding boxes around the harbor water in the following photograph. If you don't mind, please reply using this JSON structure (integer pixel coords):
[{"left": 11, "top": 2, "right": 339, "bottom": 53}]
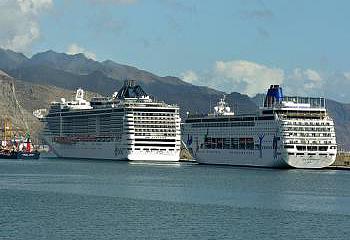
[{"left": 1, "top": 157, "right": 350, "bottom": 239}]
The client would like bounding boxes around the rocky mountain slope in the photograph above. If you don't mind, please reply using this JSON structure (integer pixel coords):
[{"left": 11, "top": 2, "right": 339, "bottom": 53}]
[
  {"left": 0, "top": 70, "right": 98, "bottom": 142},
  {"left": 326, "top": 100, "right": 350, "bottom": 150}
]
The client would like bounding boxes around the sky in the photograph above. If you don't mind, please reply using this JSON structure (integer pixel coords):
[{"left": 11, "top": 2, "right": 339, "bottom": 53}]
[{"left": 1, "top": 0, "right": 350, "bottom": 102}]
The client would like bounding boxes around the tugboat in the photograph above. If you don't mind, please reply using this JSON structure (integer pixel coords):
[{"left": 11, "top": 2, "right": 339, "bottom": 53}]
[
  {"left": 17, "top": 133, "right": 40, "bottom": 159},
  {"left": 0, "top": 119, "right": 40, "bottom": 160},
  {"left": 0, "top": 148, "right": 18, "bottom": 159}
]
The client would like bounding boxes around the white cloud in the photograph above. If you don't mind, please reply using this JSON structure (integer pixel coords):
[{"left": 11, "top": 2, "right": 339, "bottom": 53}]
[
  {"left": 18, "top": 0, "right": 53, "bottom": 14},
  {"left": 0, "top": 0, "right": 53, "bottom": 52},
  {"left": 88, "top": 0, "right": 137, "bottom": 4},
  {"left": 344, "top": 72, "right": 350, "bottom": 80},
  {"left": 181, "top": 70, "right": 199, "bottom": 84},
  {"left": 66, "top": 43, "right": 97, "bottom": 60},
  {"left": 304, "top": 69, "right": 322, "bottom": 82},
  {"left": 214, "top": 60, "right": 284, "bottom": 96},
  {"left": 285, "top": 68, "right": 324, "bottom": 96},
  {"left": 182, "top": 60, "right": 350, "bottom": 103}
]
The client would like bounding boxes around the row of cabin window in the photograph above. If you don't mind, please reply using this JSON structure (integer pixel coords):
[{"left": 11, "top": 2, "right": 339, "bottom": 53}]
[
  {"left": 134, "top": 121, "right": 176, "bottom": 124},
  {"left": 284, "top": 145, "right": 331, "bottom": 151},
  {"left": 134, "top": 125, "right": 176, "bottom": 129},
  {"left": 192, "top": 122, "right": 255, "bottom": 128},
  {"left": 282, "top": 121, "right": 331, "bottom": 126},
  {"left": 133, "top": 113, "right": 175, "bottom": 117},
  {"left": 283, "top": 132, "right": 332, "bottom": 137},
  {"left": 134, "top": 129, "right": 177, "bottom": 132},
  {"left": 283, "top": 127, "right": 332, "bottom": 132},
  {"left": 202, "top": 137, "right": 255, "bottom": 150},
  {"left": 135, "top": 133, "right": 176, "bottom": 137},
  {"left": 134, "top": 117, "right": 176, "bottom": 120},
  {"left": 285, "top": 140, "right": 333, "bottom": 145}
]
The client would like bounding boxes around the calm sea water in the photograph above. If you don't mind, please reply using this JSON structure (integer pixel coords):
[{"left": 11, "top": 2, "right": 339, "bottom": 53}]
[{"left": 0, "top": 157, "right": 350, "bottom": 239}]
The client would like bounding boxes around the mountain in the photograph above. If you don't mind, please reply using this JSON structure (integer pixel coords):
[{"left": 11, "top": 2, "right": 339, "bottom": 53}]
[
  {"left": 326, "top": 100, "right": 350, "bottom": 150},
  {"left": 0, "top": 48, "right": 349, "bottom": 149},
  {"left": 0, "top": 49, "right": 256, "bottom": 117},
  {"left": 0, "top": 48, "right": 28, "bottom": 71}
]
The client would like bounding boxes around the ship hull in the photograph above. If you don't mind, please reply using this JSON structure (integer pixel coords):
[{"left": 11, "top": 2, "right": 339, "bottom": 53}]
[
  {"left": 193, "top": 149, "right": 336, "bottom": 169},
  {"left": 284, "top": 154, "right": 336, "bottom": 169},
  {"left": 0, "top": 151, "right": 18, "bottom": 159},
  {"left": 0, "top": 151, "right": 40, "bottom": 159},
  {"left": 17, "top": 152, "right": 40, "bottom": 160},
  {"left": 45, "top": 138, "right": 180, "bottom": 162}
]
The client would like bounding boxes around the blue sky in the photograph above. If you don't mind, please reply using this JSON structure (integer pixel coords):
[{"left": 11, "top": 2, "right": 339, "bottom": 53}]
[{"left": 1, "top": 0, "right": 350, "bottom": 102}]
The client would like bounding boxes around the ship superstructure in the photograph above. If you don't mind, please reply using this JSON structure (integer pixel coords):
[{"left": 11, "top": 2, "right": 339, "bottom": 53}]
[
  {"left": 182, "top": 85, "right": 337, "bottom": 168},
  {"left": 36, "top": 80, "right": 181, "bottom": 161}
]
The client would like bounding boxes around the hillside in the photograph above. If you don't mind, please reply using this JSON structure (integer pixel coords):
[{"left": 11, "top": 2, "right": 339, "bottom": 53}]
[
  {"left": 326, "top": 100, "right": 350, "bottom": 150},
  {"left": 0, "top": 70, "right": 98, "bottom": 142}
]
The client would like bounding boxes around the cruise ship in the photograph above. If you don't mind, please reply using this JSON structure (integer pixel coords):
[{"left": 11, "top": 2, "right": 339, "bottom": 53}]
[
  {"left": 34, "top": 80, "right": 181, "bottom": 161},
  {"left": 182, "top": 85, "right": 337, "bottom": 168}
]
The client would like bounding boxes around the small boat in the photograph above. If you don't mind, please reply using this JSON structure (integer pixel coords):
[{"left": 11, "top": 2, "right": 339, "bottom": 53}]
[
  {"left": 17, "top": 151, "right": 40, "bottom": 159},
  {"left": 0, "top": 124, "right": 40, "bottom": 160},
  {"left": 16, "top": 133, "right": 41, "bottom": 160},
  {"left": 0, "top": 149, "right": 18, "bottom": 159},
  {"left": 0, "top": 150, "right": 40, "bottom": 160}
]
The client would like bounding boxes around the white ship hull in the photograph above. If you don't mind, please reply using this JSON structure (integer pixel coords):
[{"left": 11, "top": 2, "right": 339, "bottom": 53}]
[
  {"left": 45, "top": 138, "right": 180, "bottom": 162},
  {"left": 193, "top": 149, "right": 336, "bottom": 168}
]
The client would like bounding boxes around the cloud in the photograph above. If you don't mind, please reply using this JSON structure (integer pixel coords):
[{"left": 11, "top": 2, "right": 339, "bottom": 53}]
[
  {"left": 181, "top": 60, "right": 284, "bottom": 96},
  {"left": 284, "top": 68, "right": 324, "bottom": 96},
  {"left": 88, "top": 0, "right": 137, "bottom": 4},
  {"left": 213, "top": 60, "right": 284, "bottom": 96},
  {"left": 325, "top": 73, "right": 350, "bottom": 102},
  {"left": 181, "top": 70, "right": 199, "bottom": 84},
  {"left": 66, "top": 43, "right": 97, "bottom": 60},
  {"left": 182, "top": 59, "right": 350, "bottom": 102},
  {"left": 181, "top": 59, "right": 350, "bottom": 103},
  {"left": 304, "top": 69, "right": 322, "bottom": 82},
  {"left": 344, "top": 72, "right": 350, "bottom": 80},
  {"left": 0, "top": 0, "right": 53, "bottom": 52},
  {"left": 18, "top": 0, "right": 53, "bottom": 14}
]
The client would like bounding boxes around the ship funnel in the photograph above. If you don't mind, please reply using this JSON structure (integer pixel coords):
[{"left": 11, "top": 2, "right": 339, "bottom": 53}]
[
  {"left": 116, "top": 80, "right": 149, "bottom": 99},
  {"left": 264, "top": 85, "right": 283, "bottom": 107},
  {"left": 124, "top": 79, "right": 136, "bottom": 87}
]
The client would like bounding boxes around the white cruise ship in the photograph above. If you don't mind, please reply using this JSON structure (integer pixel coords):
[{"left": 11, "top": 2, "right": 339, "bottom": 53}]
[
  {"left": 34, "top": 80, "right": 181, "bottom": 161},
  {"left": 182, "top": 85, "right": 337, "bottom": 168}
]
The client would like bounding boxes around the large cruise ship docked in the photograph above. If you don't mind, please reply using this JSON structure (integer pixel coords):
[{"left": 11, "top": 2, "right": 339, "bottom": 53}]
[
  {"left": 182, "top": 85, "right": 337, "bottom": 168},
  {"left": 34, "top": 80, "right": 181, "bottom": 161}
]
